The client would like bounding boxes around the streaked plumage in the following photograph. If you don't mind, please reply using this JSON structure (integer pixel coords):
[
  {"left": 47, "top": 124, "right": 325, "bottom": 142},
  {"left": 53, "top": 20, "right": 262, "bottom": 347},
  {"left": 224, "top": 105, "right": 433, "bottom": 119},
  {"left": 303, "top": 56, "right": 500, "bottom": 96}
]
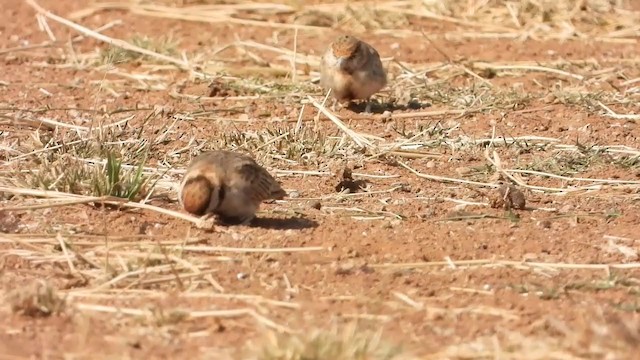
[
  {"left": 179, "top": 150, "right": 286, "bottom": 225},
  {"left": 320, "top": 35, "right": 387, "bottom": 113}
]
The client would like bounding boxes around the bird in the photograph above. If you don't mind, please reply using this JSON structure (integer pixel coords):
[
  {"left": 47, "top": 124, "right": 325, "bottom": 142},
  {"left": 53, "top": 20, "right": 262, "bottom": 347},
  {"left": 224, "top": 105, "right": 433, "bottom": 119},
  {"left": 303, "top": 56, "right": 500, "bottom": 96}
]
[
  {"left": 178, "top": 150, "right": 287, "bottom": 225},
  {"left": 319, "top": 34, "right": 387, "bottom": 114}
]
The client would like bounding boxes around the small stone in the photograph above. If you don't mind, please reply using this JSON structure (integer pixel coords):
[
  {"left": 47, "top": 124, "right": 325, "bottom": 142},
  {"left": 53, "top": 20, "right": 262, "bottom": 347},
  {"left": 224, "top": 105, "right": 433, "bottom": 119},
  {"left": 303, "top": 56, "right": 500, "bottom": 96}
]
[
  {"left": 559, "top": 205, "right": 572, "bottom": 213},
  {"left": 455, "top": 167, "right": 473, "bottom": 176},
  {"left": 543, "top": 93, "right": 556, "bottom": 104},
  {"left": 231, "top": 232, "right": 245, "bottom": 241},
  {"left": 489, "top": 184, "right": 526, "bottom": 210},
  {"left": 236, "top": 273, "right": 248, "bottom": 280},
  {"left": 537, "top": 220, "right": 552, "bottom": 229}
]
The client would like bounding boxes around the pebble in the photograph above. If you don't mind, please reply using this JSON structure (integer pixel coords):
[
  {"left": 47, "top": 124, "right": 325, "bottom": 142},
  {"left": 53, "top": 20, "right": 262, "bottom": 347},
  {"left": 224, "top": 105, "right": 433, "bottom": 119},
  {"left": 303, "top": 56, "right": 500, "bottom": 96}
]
[{"left": 236, "top": 273, "right": 248, "bottom": 280}]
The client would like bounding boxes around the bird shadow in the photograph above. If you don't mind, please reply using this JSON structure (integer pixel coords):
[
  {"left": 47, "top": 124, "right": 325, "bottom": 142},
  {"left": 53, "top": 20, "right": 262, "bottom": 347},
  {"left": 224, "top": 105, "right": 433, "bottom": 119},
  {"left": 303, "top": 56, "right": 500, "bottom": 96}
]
[
  {"left": 248, "top": 215, "right": 318, "bottom": 230},
  {"left": 347, "top": 99, "right": 432, "bottom": 114}
]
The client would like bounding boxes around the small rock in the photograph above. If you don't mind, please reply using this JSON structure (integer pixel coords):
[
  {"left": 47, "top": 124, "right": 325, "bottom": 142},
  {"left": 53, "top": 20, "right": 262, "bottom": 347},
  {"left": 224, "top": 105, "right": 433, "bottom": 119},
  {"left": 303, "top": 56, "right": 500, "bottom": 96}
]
[
  {"left": 537, "top": 219, "right": 552, "bottom": 229},
  {"left": 455, "top": 167, "right": 473, "bottom": 176},
  {"left": 559, "top": 204, "right": 572, "bottom": 213},
  {"left": 489, "top": 184, "right": 526, "bottom": 210},
  {"left": 335, "top": 261, "right": 356, "bottom": 275},
  {"left": 236, "top": 273, "right": 248, "bottom": 280},
  {"left": 231, "top": 232, "right": 245, "bottom": 241},
  {"left": 542, "top": 93, "right": 557, "bottom": 104},
  {"left": 335, "top": 166, "right": 367, "bottom": 193}
]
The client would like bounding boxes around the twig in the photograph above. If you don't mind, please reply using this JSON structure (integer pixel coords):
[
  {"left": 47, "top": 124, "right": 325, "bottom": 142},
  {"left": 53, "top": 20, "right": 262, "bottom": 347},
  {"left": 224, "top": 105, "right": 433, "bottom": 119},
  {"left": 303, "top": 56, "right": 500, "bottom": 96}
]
[
  {"left": 371, "top": 259, "right": 640, "bottom": 270},
  {"left": 473, "top": 63, "right": 584, "bottom": 80},
  {"left": 176, "top": 245, "right": 326, "bottom": 254},
  {"left": 0, "top": 186, "right": 216, "bottom": 230},
  {"left": 398, "top": 161, "right": 499, "bottom": 188},
  {"left": 307, "top": 95, "right": 375, "bottom": 149},
  {"left": 598, "top": 101, "right": 640, "bottom": 121}
]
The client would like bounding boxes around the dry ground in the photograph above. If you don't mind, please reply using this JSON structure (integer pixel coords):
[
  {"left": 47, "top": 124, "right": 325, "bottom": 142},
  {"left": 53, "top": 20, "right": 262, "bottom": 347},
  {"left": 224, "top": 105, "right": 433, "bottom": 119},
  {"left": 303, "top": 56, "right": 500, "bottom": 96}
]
[{"left": 1, "top": 0, "right": 640, "bottom": 359}]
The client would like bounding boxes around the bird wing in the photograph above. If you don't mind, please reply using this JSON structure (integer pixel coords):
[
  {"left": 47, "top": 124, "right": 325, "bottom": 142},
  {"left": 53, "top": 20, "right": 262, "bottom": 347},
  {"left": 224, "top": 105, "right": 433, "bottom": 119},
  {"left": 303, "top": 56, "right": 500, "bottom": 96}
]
[
  {"left": 230, "top": 156, "right": 286, "bottom": 203},
  {"left": 362, "top": 43, "right": 384, "bottom": 72}
]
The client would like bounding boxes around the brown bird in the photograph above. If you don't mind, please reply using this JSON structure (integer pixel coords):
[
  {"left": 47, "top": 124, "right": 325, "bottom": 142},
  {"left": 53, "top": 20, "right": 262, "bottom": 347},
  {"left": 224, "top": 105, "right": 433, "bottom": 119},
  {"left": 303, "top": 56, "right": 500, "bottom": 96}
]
[
  {"left": 320, "top": 34, "right": 387, "bottom": 113},
  {"left": 178, "top": 150, "right": 286, "bottom": 225}
]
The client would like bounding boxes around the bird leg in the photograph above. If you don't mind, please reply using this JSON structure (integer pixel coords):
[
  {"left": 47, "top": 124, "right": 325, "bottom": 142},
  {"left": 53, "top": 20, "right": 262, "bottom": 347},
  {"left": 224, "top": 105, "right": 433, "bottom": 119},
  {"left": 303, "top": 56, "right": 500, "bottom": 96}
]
[
  {"left": 330, "top": 98, "right": 339, "bottom": 112},
  {"left": 361, "top": 97, "right": 376, "bottom": 114},
  {"left": 363, "top": 100, "right": 373, "bottom": 114},
  {"left": 240, "top": 215, "right": 256, "bottom": 226}
]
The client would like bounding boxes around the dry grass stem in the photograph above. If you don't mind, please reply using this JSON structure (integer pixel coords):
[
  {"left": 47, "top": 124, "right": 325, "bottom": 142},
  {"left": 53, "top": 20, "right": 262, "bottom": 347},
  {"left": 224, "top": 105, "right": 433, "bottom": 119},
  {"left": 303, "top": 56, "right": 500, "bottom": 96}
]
[
  {"left": 0, "top": 186, "right": 216, "bottom": 230},
  {"left": 3, "top": 0, "right": 640, "bottom": 357},
  {"left": 372, "top": 259, "right": 640, "bottom": 271},
  {"left": 26, "top": 0, "right": 198, "bottom": 73}
]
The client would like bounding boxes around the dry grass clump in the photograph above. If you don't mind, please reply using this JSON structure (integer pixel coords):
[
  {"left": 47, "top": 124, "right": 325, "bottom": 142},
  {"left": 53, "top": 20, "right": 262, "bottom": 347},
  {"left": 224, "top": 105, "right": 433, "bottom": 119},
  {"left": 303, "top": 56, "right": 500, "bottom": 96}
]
[
  {"left": 5, "top": 279, "right": 66, "bottom": 317},
  {"left": 416, "top": 0, "right": 637, "bottom": 36},
  {"left": 65, "top": 0, "right": 640, "bottom": 41},
  {"left": 246, "top": 322, "right": 412, "bottom": 360},
  {"left": 2, "top": 0, "right": 640, "bottom": 359},
  {"left": 219, "top": 125, "right": 343, "bottom": 164},
  {"left": 427, "top": 313, "right": 640, "bottom": 359},
  {"left": 9, "top": 150, "right": 150, "bottom": 201},
  {"left": 100, "top": 34, "right": 179, "bottom": 65}
]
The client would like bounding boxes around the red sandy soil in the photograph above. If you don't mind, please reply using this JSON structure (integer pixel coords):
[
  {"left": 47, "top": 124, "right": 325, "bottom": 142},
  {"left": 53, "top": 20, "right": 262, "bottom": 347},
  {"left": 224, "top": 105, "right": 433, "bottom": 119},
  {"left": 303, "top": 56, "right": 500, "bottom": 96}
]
[{"left": 1, "top": 1, "right": 640, "bottom": 359}]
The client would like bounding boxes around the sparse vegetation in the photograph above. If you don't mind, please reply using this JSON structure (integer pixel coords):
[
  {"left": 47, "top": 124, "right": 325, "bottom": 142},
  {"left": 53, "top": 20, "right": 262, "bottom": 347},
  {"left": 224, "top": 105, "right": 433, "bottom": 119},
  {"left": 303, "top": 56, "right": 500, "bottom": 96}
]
[
  {"left": 247, "top": 323, "right": 410, "bottom": 360},
  {"left": 100, "top": 34, "right": 179, "bottom": 65},
  {"left": 6, "top": 280, "right": 66, "bottom": 317},
  {"left": 1, "top": 0, "right": 640, "bottom": 358},
  {"left": 8, "top": 149, "right": 150, "bottom": 200}
]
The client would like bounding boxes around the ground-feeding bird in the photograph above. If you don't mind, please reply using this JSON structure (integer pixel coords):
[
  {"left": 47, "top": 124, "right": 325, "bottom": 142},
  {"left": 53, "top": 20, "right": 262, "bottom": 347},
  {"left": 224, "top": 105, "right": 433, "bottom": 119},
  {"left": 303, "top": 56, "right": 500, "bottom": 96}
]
[
  {"left": 320, "top": 34, "right": 387, "bottom": 114},
  {"left": 178, "top": 150, "right": 287, "bottom": 225}
]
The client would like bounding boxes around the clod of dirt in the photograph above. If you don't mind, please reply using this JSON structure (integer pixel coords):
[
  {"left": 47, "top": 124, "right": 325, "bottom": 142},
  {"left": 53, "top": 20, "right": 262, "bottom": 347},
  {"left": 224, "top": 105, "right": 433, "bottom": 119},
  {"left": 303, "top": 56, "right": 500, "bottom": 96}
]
[
  {"left": 310, "top": 201, "right": 322, "bottom": 210},
  {"left": 537, "top": 219, "right": 552, "bottom": 229},
  {"left": 6, "top": 279, "right": 66, "bottom": 317},
  {"left": 207, "top": 78, "right": 239, "bottom": 97},
  {"left": 480, "top": 67, "right": 497, "bottom": 79},
  {"left": 335, "top": 166, "right": 367, "bottom": 193},
  {"left": 489, "top": 184, "right": 526, "bottom": 210},
  {"left": 334, "top": 260, "right": 374, "bottom": 276},
  {"left": 0, "top": 211, "right": 21, "bottom": 232}
]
